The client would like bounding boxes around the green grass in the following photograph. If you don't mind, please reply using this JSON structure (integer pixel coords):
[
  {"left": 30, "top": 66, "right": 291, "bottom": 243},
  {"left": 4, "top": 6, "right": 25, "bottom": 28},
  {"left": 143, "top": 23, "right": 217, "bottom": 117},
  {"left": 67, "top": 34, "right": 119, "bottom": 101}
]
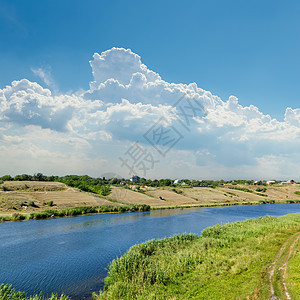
[
  {"left": 0, "top": 204, "right": 151, "bottom": 222},
  {"left": 294, "top": 191, "right": 300, "bottom": 195},
  {"left": 0, "top": 284, "right": 70, "bottom": 300},
  {"left": 94, "top": 214, "right": 300, "bottom": 299},
  {"left": 286, "top": 199, "right": 300, "bottom": 203},
  {"left": 258, "top": 199, "right": 275, "bottom": 204},
  {"left": 286, "top": 238, "right": 300, "bottom": 298}
]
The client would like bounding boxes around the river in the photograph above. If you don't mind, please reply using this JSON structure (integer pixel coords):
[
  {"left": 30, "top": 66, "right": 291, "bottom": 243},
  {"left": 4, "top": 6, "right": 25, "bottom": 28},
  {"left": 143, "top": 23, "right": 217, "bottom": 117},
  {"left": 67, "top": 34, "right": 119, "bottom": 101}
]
[{"left": 0, "top": 203, "right": 299, "bottom": 299}]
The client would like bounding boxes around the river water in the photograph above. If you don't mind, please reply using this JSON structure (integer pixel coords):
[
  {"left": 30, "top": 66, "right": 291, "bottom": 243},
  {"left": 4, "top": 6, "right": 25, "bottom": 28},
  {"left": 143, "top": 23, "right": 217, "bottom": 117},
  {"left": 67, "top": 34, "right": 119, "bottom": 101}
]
[{"left": 0, "top": 203, "right": 299, "bottom": 299}]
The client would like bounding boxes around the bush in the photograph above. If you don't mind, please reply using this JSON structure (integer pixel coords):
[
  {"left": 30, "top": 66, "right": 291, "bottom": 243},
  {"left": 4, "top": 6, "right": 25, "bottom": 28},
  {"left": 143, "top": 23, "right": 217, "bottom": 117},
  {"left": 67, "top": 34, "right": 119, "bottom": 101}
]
[
  {"left": 1, "top": 175, "right": 12, "bottom": 181},
  {"left": 256, "top": 193, "right": 268, "bottom": 197},
  {"left": 12, "top": 213, "right": 26, "bottom": 221},
  {"left": 294, "top": 191, "right": 300, "bottom": 196},
  {"left": 229, "top": 187, "right": 253, "bottom": 193},
  {"left": 256, "top": 187, "right": 267, "bottom": 192},
  {"left": 46, "top": 201, "right": 54, "bottom": 206},
  {"left": 286, "top": 199, "right": 300, "bottom": 203}
]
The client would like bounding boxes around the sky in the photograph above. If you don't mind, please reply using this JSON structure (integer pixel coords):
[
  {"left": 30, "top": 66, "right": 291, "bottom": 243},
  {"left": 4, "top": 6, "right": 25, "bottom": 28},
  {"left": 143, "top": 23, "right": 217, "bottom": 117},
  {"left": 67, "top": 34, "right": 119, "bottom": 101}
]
[{"left": 0, "top": 0, "right": 299, "bottom": 180}]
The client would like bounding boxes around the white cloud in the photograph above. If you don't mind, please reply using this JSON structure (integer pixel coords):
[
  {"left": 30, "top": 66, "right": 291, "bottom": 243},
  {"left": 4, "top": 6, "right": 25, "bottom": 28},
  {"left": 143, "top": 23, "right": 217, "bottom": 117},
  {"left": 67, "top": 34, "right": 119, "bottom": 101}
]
[
  {"left": 0, "top": 47, "right": 299, "bottom": 179},
  {"left": 31, "top": 66, "right": 57, "bottom": 92}
]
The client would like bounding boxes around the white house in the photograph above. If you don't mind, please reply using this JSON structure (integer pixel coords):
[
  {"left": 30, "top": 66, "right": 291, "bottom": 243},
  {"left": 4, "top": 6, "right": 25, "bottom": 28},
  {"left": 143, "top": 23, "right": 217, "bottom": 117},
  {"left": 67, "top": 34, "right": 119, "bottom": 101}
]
[{"left": 174, "top": 179, "right": 182, "bottom": 184}]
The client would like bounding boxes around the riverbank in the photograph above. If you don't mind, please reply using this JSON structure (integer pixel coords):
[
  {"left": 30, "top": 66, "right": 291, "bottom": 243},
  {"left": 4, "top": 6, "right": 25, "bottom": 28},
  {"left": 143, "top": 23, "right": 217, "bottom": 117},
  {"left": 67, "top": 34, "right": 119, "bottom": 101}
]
[
  {"left": 1, "top": 181, "right": 300, "bottom": 222},
  {"left": 94, "top": 213, "right": 300, "bottom": 299},
  {"left": 1, "top": 200, "right": 300, "bottom": 223}
]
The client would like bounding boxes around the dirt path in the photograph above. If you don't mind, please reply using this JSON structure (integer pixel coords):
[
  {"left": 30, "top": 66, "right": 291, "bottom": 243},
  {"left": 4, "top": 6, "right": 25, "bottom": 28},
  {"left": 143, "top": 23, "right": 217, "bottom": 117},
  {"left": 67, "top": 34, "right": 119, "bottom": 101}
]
[{"left": 268, "top": 231, "right": 300, "bottom": 299}]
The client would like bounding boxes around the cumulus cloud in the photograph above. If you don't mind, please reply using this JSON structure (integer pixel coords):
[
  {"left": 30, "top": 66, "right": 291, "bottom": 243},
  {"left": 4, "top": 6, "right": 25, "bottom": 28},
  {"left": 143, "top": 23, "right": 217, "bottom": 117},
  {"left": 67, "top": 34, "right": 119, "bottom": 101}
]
[
  {"left": 0, "top": 47, "right": 299, "bottom": 179},
  {"left": 0, "top": 79, "right": 73, "bottom": 131}
]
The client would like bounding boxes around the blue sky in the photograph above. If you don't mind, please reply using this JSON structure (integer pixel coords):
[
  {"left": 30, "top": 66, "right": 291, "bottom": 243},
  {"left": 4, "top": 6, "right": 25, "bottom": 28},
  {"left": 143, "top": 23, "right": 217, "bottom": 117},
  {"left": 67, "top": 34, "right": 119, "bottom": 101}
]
[{"left": 0, "top": 0, "right": 299, "bottom": 179}]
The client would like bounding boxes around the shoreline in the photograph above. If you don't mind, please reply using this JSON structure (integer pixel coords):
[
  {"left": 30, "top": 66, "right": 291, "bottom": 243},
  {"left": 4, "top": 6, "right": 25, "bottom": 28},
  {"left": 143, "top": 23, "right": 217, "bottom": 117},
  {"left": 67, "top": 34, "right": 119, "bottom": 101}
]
[{"left": 1, "top": 200, "right": 299, "bottom": 223}]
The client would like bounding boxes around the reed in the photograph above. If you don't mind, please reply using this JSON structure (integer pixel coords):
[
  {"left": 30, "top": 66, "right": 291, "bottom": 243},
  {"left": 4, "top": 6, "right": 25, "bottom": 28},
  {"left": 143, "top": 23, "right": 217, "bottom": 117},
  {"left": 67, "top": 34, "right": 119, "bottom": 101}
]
[{"left": 0, "top": 284, "right": 70, "bottom": 300}]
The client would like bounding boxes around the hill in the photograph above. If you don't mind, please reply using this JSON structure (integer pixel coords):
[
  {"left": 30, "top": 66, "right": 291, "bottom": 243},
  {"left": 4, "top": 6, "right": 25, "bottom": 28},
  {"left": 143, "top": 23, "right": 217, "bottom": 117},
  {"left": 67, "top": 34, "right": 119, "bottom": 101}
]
[{"left": 0, "top": 181, "right": 299, "bottom": 219}]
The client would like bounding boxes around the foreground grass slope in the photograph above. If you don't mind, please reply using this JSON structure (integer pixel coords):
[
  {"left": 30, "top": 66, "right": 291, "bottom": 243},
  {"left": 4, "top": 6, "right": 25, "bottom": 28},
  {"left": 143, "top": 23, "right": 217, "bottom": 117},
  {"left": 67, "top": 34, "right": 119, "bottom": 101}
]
[{"left": 95, "top": 214, "right": 300, "bottom": 299}]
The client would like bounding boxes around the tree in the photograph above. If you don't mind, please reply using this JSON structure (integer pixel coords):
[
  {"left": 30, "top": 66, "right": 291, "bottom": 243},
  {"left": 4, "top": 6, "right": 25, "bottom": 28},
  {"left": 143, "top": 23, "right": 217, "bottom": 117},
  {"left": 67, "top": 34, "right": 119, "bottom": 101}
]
[
  {"left": 14, "top": 174, "right": 32, "bottom": 181},
  {"left": 33, "top": 173, "right": 46, "bottom": 181},
  {"left": 1, "top": 175, "right": 12, "bottom": 181}
]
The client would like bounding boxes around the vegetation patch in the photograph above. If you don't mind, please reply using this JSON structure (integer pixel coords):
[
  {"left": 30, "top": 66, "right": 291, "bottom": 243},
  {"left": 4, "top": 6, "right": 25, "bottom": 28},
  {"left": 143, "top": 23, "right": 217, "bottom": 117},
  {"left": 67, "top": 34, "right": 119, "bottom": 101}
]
[
  {"left": 256, "top": 193, "right": 268, "bottom": 197},
  {"left": 286, "top": 238, "right": 300, "bottom": 297},
  {"left": 94, "top": 214, "right": 300, "bottom": 299},
  {"left": 229, "top": 186, "right": 253, "bottom": 193},
  {"left": 256, "top": 187, "right": 267, "bottom": 192},
  {"left": 0, "top": 284, "right": 70, "bottom": 300},
  {"left": 286, "top": 199, "right": 300, "bottom": 204},
  {"left": 0, "top": 204, "right": 150, "bottom": 222}
]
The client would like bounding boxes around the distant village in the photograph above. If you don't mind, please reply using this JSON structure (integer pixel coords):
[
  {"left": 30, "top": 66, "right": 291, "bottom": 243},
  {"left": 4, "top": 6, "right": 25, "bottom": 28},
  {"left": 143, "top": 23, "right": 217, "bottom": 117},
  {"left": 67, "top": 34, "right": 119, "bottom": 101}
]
[{"left": 119, "top": 176, "right": 297, "bottom": 186}]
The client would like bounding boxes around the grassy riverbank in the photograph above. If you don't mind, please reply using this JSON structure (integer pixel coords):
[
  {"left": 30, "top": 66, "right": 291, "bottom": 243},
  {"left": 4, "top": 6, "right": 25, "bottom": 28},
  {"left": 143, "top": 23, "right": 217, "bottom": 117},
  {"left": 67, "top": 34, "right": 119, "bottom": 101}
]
[
  {"left": 94, "top": 213, "right": 300, "bottom": 299},
  {"left": 0, "top": 204, "right": 150, "bottom": 222}
]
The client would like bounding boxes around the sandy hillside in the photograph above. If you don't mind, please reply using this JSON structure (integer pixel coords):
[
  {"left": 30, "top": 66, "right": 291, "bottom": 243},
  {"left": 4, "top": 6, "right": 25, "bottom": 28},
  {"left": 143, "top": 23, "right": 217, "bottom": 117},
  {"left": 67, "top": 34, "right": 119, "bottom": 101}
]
[
  {"left": 109, "top": 184, "right": 300, "bottom": 207},
  {"left": 0, "top": 181, "right": 118, "bottom": 216}
]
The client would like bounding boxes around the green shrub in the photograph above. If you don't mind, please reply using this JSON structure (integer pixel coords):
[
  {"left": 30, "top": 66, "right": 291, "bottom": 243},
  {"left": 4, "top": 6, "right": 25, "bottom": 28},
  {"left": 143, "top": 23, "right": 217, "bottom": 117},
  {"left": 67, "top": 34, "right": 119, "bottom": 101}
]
[
  {"left": 294, "top": 191, "right": 300, "bottom": 195},
  {"left": 256, "top": 187, "right": 267, "bottom": 192},
  {"left": 229, "top": 186, "right": 253, "bottom": 193},
  {"left": 12, "top": 213, "right": 26, "bottom": 221},
  {"left": 46, "top": 201, "right": 54, "bottom": 207},
  {"left": 256, "top": 193, "right": 268, "bottom": 197},
  {"left": 258, "top": 199, "right": 275, "bottom": 204},
  {"left": 286, "top": 199, "right": 300, "bottom": 203}
]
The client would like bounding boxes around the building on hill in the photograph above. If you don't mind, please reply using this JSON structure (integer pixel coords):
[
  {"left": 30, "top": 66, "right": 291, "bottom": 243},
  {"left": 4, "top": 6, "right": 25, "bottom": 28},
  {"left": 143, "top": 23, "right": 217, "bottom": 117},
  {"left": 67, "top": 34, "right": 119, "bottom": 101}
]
[
  {"left": 174, "top": 179, "right": 186, "bottom": 185},
  {"left": 130, "top": 175, "right": 140, "bottom": 182}
]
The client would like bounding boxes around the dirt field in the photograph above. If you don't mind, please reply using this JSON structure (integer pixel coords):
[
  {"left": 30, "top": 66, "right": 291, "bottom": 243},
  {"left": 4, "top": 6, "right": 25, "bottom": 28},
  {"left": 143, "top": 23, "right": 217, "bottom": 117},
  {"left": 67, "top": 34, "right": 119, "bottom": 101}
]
[
  {"left": 0, "top": 181, "right": 119, "bottom": 216},
  {"left": 108, "top": 183, "right": 300, "bottom": 208},
  {"left": 1, "top": 181, "right": 299, "bottom": 217}
]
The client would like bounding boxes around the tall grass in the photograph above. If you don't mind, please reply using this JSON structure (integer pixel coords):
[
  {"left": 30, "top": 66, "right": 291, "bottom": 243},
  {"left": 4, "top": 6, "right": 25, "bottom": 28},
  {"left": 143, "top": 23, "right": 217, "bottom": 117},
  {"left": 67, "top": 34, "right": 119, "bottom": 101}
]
[
  {"left": 286, "top": 238, "right": 300, "bottom": 297},
  {"left": 0, "top": 284, "right": 70, "bottom": 300},
  {"left": 94, "top": 214, "right": 300, "bottom": 299}
]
